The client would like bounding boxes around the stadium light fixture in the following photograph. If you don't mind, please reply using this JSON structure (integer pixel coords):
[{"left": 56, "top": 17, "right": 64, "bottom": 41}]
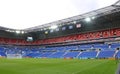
[
  {"left": 71, "top": 21, "right": 77, "bottom": 24},
  {"left": 85, "top": 17, "right": 91, "bottom": 22},
  {"left": 6, "top": 30, "right": 10, "bottom": 32},
  {"left": 50, "top": 25, "right": 57, "bottom": 29},
  {"left": 40, "top": 29, "right": 43, "bottom": 31},
  {"left": 21, "top": 31, "right": 25, "bottom": 34},
  {"left": 11, "top": 30, "right": 15, "bottom": 32},
  {"left": 16, "top": 30, "right": 20, "bottom": 34},
  {"left": 45, "top": 31, "right": 48, "bottom": 34},
  {"left": 44, "top": 28, "right": 47, "bottom": 30},
  {"left": 91, "top": 16, "right": 95, "bottom": 19}
]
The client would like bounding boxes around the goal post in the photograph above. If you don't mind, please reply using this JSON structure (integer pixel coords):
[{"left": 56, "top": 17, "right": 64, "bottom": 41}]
[{"left": 6, "top": 54, "right": 22, "bottom": 59}]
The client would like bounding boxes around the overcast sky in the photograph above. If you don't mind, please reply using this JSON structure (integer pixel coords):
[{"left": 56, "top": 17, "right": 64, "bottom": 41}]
[{"left": 0, "top": 0, "right": 118, "bottom": 29}]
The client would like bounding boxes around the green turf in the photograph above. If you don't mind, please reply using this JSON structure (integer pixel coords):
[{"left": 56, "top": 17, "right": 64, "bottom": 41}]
[{"left": 0, "top": 58, "right": 118, "bottom": 74}]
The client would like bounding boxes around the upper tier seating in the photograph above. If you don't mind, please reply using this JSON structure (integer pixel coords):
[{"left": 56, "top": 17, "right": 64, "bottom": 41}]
[{"left": 0, "top": 28, "right": 120, "bottom": 45}]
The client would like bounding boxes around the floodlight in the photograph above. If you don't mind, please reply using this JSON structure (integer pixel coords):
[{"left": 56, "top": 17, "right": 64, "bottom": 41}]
[
  {"left": 44, "top": 28, "right": 47, "bottom": 30},
  {"left": 21, "top": 31, "right": 25, "bottom": 34},
  {"left": 50, "top": 29, "right": 54, "bottom": 33},
  {"left": 45, "top": 31, "right": 48, "bottom": 34},
  {"left": 85, "top": 17, "right": 91, "bottom": 22},
  {"left": 40, "top": 29, "right": 43, "bottom": 31},
  {"left": 91, "top": 16, "right": 95, "bottom": 19},
  {"left": 16, "top": 30, "right": 20, "bottom": 34},
  {"left": 6, "top": 30, "right": 10, "bottom": 32},
  {"left": 10, "top": 30, "right": 14, "bottom": 32},
  {"left": 51, "top": 25, "right": 57, "bottom": 29},
  {"left": 73, "top": 21, "right": 77, "bottom": 24}
]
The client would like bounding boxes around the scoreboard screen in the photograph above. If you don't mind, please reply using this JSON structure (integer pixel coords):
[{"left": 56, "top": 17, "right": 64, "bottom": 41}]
[{"left": 26, "top": 37, "right": 33, "bottom": 42}]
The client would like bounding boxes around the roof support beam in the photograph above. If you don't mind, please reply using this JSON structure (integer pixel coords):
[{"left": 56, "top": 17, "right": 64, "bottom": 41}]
[{"left": 113, "top": 0, "right": 120, "bottom": 6}]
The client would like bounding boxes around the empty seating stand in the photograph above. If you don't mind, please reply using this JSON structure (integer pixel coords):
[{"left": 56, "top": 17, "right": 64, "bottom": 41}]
[
  {"left": 116, "top": 51, "right": 120, "bottom": 58},
  {"left": 78, "top": 45, "right": 92, "bottom": 50},
  {"left": 94, "top": 44, "right": 109, "bottom": 50},
  {"left": 0, "top": 52, "right": 6, "bottom": 57},
  {"left": 78, "top": 51, "right": 97, "bottom": 59},
  {"left": 66, "top": 46, "right": 78, "bottom": 50},
  {"left": 111, "top": 43, "right": 120, "bottom": 49},
  {"left": 0, "top": 42, "right": 120, "bottom": 59},
  {"left": 39, "top": 52, "right": 53, "bottom": 58},
  {"left": 63, "top": 52, "right": 80, "bottom": 58},
  {"left": 97, "top": 50, "right": 115, "bottom": 58},
  {"left": 49, "top": 52, "right": 65, "bottom": 58},
  {"left": 25, "top": 53, "right": 41, "bottom": 58},
  {"left": 0, "top": 47, "right": 6, "bottom": 57}
]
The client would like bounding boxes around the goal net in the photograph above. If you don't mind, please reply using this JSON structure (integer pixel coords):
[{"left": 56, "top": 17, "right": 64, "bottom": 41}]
[{"left": 6, "top": 54, "right": 22, "bottom": 59}]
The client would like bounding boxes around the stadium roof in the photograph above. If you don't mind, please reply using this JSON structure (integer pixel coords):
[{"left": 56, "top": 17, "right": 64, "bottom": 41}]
[
  {"left": 0, "top": 0, "right": 120, "bottom": 32},
  {"left": 25, "top": 0, "right": 120, "bottom": 32}
]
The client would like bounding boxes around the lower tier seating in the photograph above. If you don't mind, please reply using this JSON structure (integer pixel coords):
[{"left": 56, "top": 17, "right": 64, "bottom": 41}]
[
  {"left": 1, "top": 43, "right": 120, "bottom": 59},
  {"left": 78, "top": 51, "right": 97, "bottom": 59},
  {"left": 97, "top": 50, "right": 115, "bottom": 58},
  {"left": 63, "top": 52, "right": 80, "bottom": 58}
]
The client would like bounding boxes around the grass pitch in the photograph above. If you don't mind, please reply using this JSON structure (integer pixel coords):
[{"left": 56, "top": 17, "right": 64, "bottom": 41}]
[{"left": 0, "top": 58, "right": 118, "bottom": 74}]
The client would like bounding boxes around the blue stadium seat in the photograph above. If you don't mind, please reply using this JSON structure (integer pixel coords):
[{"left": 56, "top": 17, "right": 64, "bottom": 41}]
[
  {"left": 40, "top": 52, "right": 53, "bottom": 57},
  {"left": 97, "top": 50, "right": 115, "bottom": 58},
  {"left": 116, "top": 51, "right": 120, "bottom": 58},
  {"left": 78, "top": 45, "right": 92, "bottom": 50},
  {"left": 78, "top": 51, "right": 97, "bottom": 59},
  {"left": 94, "top": 44, "right": 109, "bottom": 50},
  {"left": 66, "top": 46, "right": 78, "bottom": 50},
  {"left": 64, "top": 52, "right": 80, "bottom": 58},
  {"left": 49, "top": 52, "right": 65, "bottom": 58}
]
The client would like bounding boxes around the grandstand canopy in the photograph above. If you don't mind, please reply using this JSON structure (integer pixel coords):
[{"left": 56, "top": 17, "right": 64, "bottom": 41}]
[{"left": 0, "top": 0, "right": 119, "bottom": 31}]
